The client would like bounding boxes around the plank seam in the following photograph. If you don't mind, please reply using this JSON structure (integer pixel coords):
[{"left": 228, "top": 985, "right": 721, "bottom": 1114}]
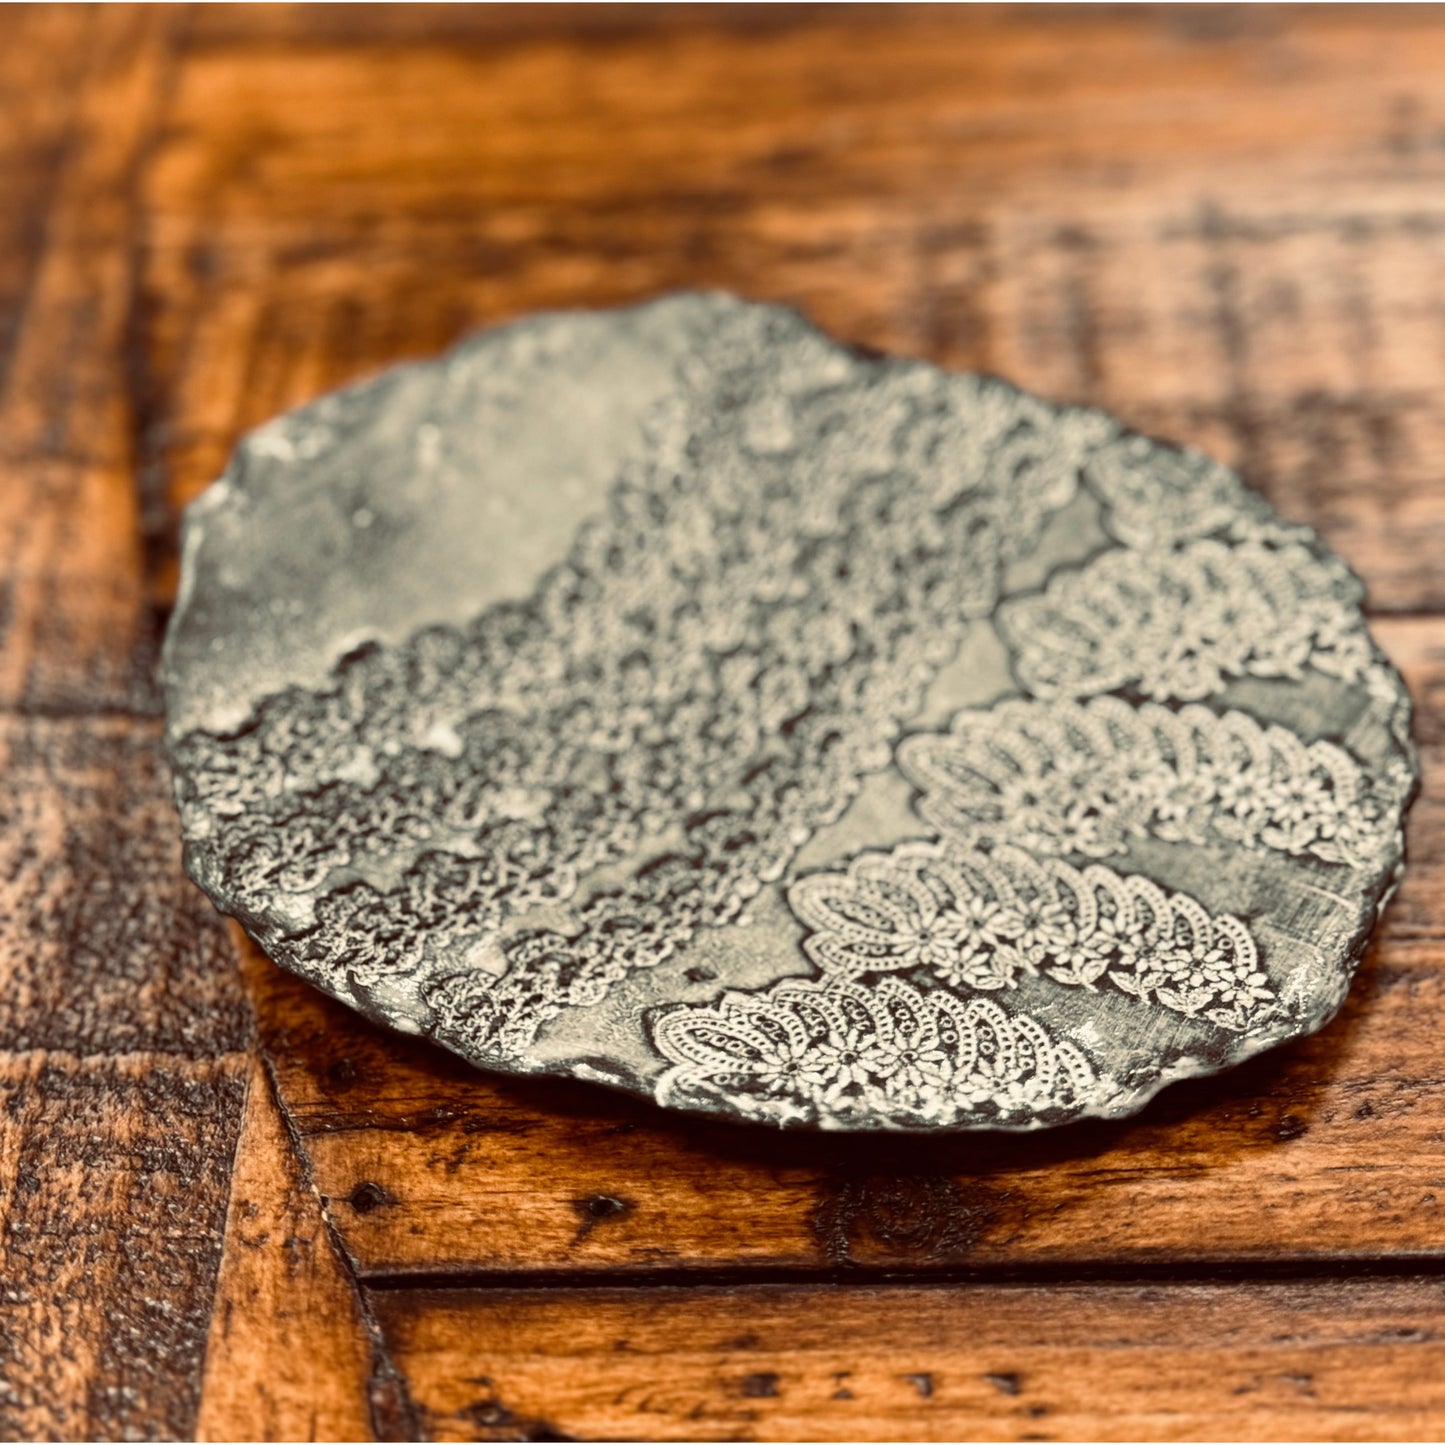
[
  {"left": 353, "top": 1256, "right": 1445, "bottom": 1295},
  {"left": 254, "top": 1043, "right": 427, "bottom": 1442}
]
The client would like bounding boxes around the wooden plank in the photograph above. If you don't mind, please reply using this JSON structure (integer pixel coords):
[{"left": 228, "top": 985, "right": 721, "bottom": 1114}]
[
  {"left": 1384, "top": 616, "right": 1445, "bottom": 753},
  {"left": 0, "top": 4, "right": 180, "bottom": 714},
  {"left": 0, "top": 1052, "right": 247, "bottom": 1441},
  {"left": 136, "top": 3, "right": 1445, "bottom": 610},
  {"left": 196, "top": 1055, "right": 381, "bottom": 1444},
  {"left": 0, "top": 711, "right": 253, "bottom": 1441},
  {"left": 373, "top": 1276, "right": 1445, "bottom": 1441},
  {"left": 0, "top": 7, "right": 98, "bottom": 397},
  {"left": 183, "top": 2, "right": 845, "bottom": 48},
  {"left": 147, "top": 5, "right": 1445, "bottom": 238},
  {"left": 0, "top": 11, "right": 264, "bottom": 1436},
  {"left": 0, "top": 717, "right": 249, "bottom": 1056}
]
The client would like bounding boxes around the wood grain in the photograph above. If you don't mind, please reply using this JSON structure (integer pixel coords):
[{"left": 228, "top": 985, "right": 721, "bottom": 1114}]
[
  {"left": 0, "top": 713, "right": 252, "bottom": 1441},
  {"left": 0, "top": 5, "right": 177, "bottom": 714},
  {"left": 0, "top": 7, "right": 259, "bottom": 1439},
  {"left": 374, "top": 1276, "right": 1445, "bottom": 1442},
  {"left": 0, "top": 1052, "right": 246, "bottom": 1441},
  {"left": 137, "top": 4, "right": 1445, "bottom": 611},
  {"left": 2, "top": 4, "right": 1444, "bottom": 1438},
  {"left": 196, "top": 1055, "right": 380, "bottom": 1444},
  {"left": 0, "top": 718, "right": 249, "bottom": 1057}
]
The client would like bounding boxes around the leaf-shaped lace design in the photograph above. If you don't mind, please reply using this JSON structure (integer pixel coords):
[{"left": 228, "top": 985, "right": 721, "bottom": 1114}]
[
  {"left": 998, "top": 539, "right": 1372, "bottom": 701},
  {"left": 897, "top": 696, "right": 1395, "bottom": 868},
  {"left": 651, "top": 975, "right": 1102, "bottom": 1128},
  {"left": 786, "top": 842, "right": 1273, "bottom": 1031},
  {"left": 1083, "top": 434, "right": 1304, "bottom": 549}
]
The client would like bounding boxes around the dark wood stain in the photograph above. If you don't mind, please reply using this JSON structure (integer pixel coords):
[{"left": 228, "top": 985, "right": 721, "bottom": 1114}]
[{"left": 4, "top": 3, "right": 1445, "bottom": 1438}]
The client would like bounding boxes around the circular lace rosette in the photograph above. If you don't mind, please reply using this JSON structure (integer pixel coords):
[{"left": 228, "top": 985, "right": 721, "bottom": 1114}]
[{"left": 164, "top": 293, "right": 1416, "bottom": 1132}]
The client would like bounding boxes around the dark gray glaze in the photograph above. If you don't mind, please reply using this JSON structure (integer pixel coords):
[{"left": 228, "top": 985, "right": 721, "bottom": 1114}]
[{"left": 163, "top": 292, "right": 1417, "bottom": 1132}]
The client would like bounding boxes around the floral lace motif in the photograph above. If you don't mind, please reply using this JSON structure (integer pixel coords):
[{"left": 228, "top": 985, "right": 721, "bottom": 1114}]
[
  {"left": 1082, "top": 434, "right": 1306, "bottom": 549},
  {"left": 897, "top": 696, "right": 1397, "bottom": 869},
  {"left": 786, "top": 842, "right": 1273, "bottom": 1031},
  {"left": 998, "top": 538, "right": 1373, "bottom": 702},
  {"left": 172, "top": 304, "right": 1120, "bottom": 1060},
  {"left": 652, "top": 975, "right": 1102, "bottom": 1128}
]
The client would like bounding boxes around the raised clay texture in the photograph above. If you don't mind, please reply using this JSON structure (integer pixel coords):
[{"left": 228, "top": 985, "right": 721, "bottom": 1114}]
[{"left": 163, "top": 293, "right": 1417, "bottom": 1132}]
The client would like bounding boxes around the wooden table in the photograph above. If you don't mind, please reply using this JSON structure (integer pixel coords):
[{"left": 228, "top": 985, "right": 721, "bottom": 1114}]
[{"left": 4, "top": 4, "right": 1445, "bottom": 1439}]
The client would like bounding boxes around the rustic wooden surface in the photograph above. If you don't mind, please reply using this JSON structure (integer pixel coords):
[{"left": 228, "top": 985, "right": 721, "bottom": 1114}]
[{"left": 4, "top": 4, "right": 1445, "bottom": 1440}]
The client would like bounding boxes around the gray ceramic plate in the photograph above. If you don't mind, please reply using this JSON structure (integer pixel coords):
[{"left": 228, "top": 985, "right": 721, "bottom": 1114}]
[{"left": 164, "top": 293, "right": 1416, "bottom": 1131}]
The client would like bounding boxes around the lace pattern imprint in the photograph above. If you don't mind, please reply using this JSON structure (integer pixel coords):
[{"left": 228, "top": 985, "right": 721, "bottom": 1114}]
[
  {"left": 999, "top": 539, "right": 1375, "bottom": 702},
  {"left": 898, "top": 696, "right": 1402, "bottom": 869},
  {"left": 174, "top": 303, "right": 1119, "bottom": 1063},
  {"left": 652, "top": 976, "right": 1103, "bottom": 1129},
  {"left": 785, "top": 842, "right": 1273, "bottom": 1031},
  {"left": 165, "top": 298, "right": 1415, "bottom": 1131}
]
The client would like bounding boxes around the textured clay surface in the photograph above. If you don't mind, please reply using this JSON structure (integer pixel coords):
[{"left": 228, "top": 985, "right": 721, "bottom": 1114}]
[{"left": 164, "top": 293, "right": 1417, "bottom": 1132}]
